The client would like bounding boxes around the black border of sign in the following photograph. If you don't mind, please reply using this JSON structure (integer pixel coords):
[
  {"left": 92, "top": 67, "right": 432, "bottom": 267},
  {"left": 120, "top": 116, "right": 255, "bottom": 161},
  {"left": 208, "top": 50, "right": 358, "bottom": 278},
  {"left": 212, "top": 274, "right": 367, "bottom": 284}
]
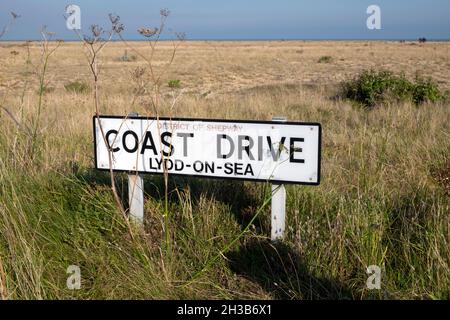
[{"left": 92, "top": 115, "right": 322, "bottom": 185}]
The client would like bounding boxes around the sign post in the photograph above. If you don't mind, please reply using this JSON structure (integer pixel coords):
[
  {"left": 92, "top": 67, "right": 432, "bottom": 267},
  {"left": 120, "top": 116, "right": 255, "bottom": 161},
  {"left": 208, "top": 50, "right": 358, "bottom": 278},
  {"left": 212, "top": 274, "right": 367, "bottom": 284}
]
[
  {"left": 128, "top": 172, "right": 144, "bottom": 225},
  {"left": 127, "top": 113, "right": 144, "bottom": 225},
  {"left": 271, "top": 117, "right": 287, "bottom": 241}
]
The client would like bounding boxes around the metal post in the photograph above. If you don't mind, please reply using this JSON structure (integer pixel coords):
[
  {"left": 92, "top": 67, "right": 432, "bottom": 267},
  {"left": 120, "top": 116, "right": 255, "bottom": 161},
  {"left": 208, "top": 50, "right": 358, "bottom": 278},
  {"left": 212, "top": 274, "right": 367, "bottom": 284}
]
[
  {"left": 128, "top": 112, "right": 144, "bottom": 225},
  {"left": 128, "top": 173, "right": 144, "bottom": 225},
  {"left": 271, "top": 117, "right": 287, "bottom": 241}
]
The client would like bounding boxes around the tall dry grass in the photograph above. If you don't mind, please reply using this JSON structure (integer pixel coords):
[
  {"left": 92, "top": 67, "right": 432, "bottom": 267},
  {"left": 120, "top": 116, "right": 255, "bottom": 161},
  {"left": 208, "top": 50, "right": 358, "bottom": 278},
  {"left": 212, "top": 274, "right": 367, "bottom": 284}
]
[{"left": 0, "top": 37, "right": 449, "bottom": 299}]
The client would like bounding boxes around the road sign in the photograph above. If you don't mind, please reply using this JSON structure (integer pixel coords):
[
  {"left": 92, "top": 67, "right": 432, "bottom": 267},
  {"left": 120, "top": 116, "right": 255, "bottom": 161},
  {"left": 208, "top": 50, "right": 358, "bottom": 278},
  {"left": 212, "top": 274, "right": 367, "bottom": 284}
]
[{"left": 93, "top": 116, "right": 321, "bottom": 185}]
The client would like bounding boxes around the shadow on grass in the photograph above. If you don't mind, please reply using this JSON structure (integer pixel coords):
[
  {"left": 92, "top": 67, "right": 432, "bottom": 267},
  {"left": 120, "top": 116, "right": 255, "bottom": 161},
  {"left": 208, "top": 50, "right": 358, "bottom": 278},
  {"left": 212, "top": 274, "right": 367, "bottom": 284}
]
[
  {"left": 73, "top": 166, "right": 354, "bottom": 299},
  {"left": 227, "top": 239, "right": 354, "bottom": 300},
  {"left": 73, "top": 166, "right": 270, "bottom": 233},
  {"left": 144, "top": 175, "right": 271, "bottom": 235},
  {"left": 170, "top": 177, "right": 270, "bottom": 233}
]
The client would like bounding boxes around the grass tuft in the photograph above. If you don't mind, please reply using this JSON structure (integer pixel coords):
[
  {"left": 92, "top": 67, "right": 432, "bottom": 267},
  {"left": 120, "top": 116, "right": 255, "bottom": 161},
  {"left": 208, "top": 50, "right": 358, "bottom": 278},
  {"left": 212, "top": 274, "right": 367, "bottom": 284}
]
[
  {"left": 168, "top": 79, "right": 181, "bottom": 89},
  {"left": 64, "top": 81, "right": 90, "bottom": 94},
  {"left": 318, "top": 55, "right": 333, "bottom": 63}
]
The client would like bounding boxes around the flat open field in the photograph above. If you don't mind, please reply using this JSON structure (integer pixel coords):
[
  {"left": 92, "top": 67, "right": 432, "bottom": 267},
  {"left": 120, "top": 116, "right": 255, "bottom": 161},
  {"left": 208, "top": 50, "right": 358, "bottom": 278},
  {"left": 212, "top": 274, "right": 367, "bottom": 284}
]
[
  {"left": 2, "top": 40, "right": 450, "bottom": 94},
  {"left": 0, "top": 40, "right": 449, "bottom": 299}
]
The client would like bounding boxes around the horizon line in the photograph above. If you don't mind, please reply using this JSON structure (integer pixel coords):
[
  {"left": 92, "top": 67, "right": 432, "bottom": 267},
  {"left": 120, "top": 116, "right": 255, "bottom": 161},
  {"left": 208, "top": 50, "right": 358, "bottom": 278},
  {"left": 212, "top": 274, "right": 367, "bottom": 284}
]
[{"left": 1, "top": 38, "right": 450, "bottom": 42}]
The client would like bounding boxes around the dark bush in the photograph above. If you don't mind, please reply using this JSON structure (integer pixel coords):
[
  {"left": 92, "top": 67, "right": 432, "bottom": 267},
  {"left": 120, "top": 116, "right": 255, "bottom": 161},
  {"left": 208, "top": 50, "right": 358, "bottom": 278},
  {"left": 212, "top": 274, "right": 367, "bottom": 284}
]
[
  {"left": 318, "top": 55, "right": 333, "bottom": 63},
  {"left": 341, "top": 69, "right": 445, "bottom": 108}
]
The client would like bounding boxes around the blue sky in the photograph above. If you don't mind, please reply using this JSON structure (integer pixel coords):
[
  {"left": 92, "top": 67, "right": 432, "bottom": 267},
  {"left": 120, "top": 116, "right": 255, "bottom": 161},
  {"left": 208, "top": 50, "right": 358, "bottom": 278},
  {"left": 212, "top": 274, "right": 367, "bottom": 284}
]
[{"left": 1, "top": 0, "right": 449, "bottom": 40}]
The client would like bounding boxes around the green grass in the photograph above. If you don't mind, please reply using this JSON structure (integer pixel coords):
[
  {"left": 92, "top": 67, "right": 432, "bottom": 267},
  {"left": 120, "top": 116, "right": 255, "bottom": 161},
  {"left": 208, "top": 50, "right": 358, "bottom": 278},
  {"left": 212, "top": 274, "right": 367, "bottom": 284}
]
[
  {"left": 1, "top": 157, "right": 448, "bottom": 299},
  {"left": 0, "top": 90, "right": 449, "bottom": 299}
]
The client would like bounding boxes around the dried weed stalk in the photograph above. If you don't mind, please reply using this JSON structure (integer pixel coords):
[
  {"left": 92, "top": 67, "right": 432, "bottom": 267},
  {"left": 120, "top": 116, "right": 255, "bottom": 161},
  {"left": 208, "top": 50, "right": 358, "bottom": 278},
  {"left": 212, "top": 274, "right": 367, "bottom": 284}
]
[
  {"left": 72, "top": 20, "right": 133, "bottom": 236},
  {"left": 114, "top": 10, "right": 185, "bottom": 252},
  {"left": 0, "top": 11, "right": 19, "bottom": 39}
]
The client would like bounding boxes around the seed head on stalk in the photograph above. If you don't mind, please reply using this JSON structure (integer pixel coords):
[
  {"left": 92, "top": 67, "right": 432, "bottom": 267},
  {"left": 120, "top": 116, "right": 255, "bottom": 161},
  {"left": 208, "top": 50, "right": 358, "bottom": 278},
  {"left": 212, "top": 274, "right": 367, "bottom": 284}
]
[{"left": 138, "top": 27, "right": 159, "bottom": 38}]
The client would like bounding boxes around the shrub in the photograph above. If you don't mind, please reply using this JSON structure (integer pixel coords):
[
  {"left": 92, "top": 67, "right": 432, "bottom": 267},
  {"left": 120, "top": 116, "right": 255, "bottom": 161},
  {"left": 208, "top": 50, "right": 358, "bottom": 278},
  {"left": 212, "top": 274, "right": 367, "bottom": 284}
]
[
  {"left": 64, "top": 80, "right": 90, "bottom": 94},
  {"left": 411, "top": 76, "right": 442, "bottom": 105},
  {"left": 341, "top": 69, "right": 444, "bottom": 108},
  {"left": 318, "top": 55, "right": 332, "bottom": 63},
  {"left": 118, "top": 50, "right": 137, "bottom": 62},
  {"left": 168, "top": 79, "right": 181, "bottom": 89}
]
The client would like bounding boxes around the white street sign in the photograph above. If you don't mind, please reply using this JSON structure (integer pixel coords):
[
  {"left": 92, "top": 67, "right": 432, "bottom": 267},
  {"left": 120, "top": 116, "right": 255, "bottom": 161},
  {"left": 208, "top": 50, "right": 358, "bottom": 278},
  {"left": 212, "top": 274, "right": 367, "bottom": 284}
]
[{"left": 94, "top": 116, "right": 321, "bottom": 185}]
